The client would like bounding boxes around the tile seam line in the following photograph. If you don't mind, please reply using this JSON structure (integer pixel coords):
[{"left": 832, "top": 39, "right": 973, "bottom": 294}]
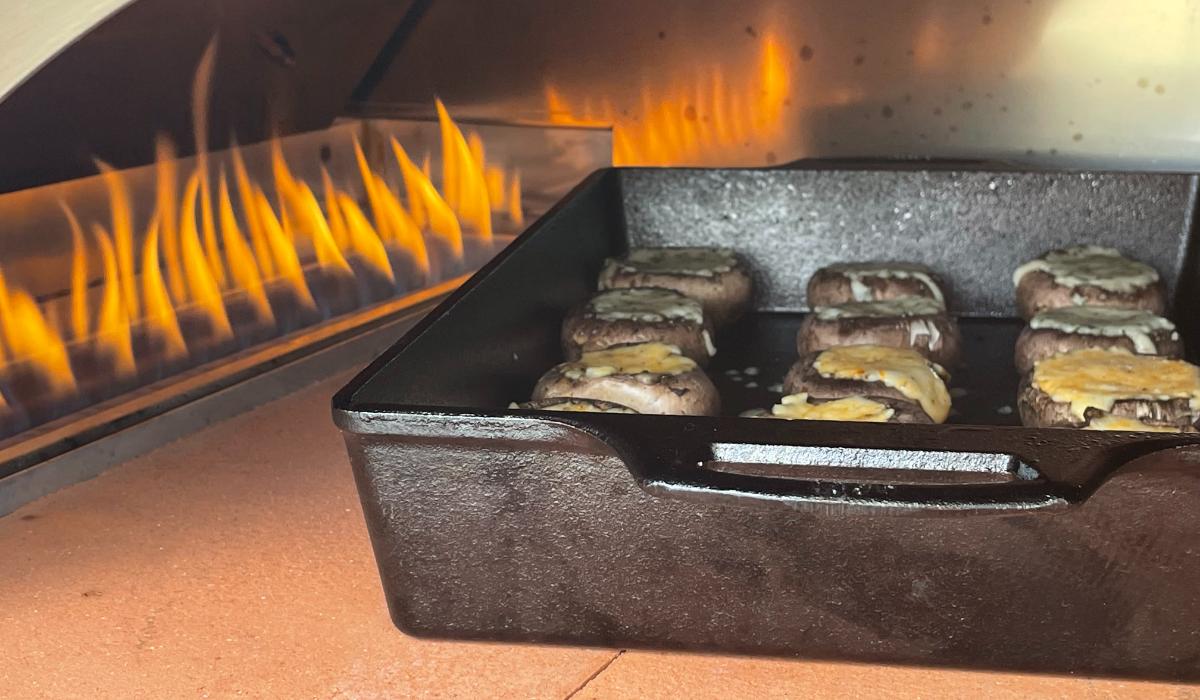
[{"left": 564, "top": 650, "right": 626, "bottom": 699}]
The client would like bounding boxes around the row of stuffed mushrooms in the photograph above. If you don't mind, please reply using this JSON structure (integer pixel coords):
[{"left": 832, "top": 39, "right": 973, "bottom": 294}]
[
  {"left": 1013, "top": 245, "right": 1200, "bottom": 432},
  {"left": 514, "top": 247, "right": 752, "bottom": 416},
  {"left": 747, "top": 262, "right": 958, "bottom": 425}
]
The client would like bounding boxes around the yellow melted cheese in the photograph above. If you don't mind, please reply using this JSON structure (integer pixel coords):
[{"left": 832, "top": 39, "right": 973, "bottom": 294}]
[
  {"left": 1033, "top": 348, "right": 1200, "bottom": 420},
  {"left": 812, "top": 345, "right": 951, "bottom": 423},
  {"left": 1084, "top": 414, "right": 1181, "bottom": 433},
  {"left": 770, "top": 393, "right": 895, "bottom": 423},
  {"left": 573, "top": 342, "right": 697, "bottom": 378}
]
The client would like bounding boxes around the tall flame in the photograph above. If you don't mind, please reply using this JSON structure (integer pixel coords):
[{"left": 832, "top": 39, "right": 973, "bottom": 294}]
[
  {"left": 63, "top": 203, "right": 90, "bottom": 341},
  {"left": 231, "top": 143, "right": 274, "bottom": 280},
  {"left": 218, "top": 172, "right": 274, "bottom": 324},
  {"left": 91, "top": 224, "right": 136, "bottom": 378},
  {"left": 156, "top": 135, "right": 186, "bottom": 303},
  {"left": 334, "top": 192, "right": 395, "bottom": 285},
  {"left": 251, "top": 186, "right": 316, "bottom": 311},
  {"left": 179, "top": 173, "right": 233, "bottom": 340},
  {"left": 391, "top": 137, "right": 462, "bottom": 258},
  {"left": 140, "top": 211, "right": 187, "bottom": 361},
  {"left": 437, "top": 99, "right": 492, "bottom": 241},
  {"left": 192, "top": 37, "right": 226, "bottom": 289},
  {"left": 95, "top": 160, "right": 139, "bottom": 319}
]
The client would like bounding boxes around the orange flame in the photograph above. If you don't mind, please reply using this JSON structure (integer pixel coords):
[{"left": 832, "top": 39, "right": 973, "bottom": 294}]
[
  {"left": 140, "top": 211, "right": 187, "bottom": 361},
  {"left": 156, "top": 135, "right": 186, "bottom": 303},
  {"left": 179, "top": 172, "right": 233, "bottom": 340},
  {"left": 63, "top": 203, "right": 90, "bottom": 341},
  {"left": 192, "top": 37, "right": 226, "bottom": 290},
  {"left": 251, "top": 186, "right": 316, "bottom": 311},
  {"left": 0, "top": 93, "right": 520, "bottom": 424},
  {"left": 507, "top": 172, "right": 524, "bottom": 227},
  {"left": 231, "top": 143, "right": 274, "bottom": 280},
  {"left": 218, "top": 172, "right": 274, "bottom": 324},
  {"left": 391, "top": 137, "right": 462, "bottom": 258},
  {"left": 352, "top": 136, "right": 430, "bottom": 273},
  {"left": 298, "top": 181, "right": 352, "bottom": 275},
  {"left": 437, "top": 99, "right": 492, "bottom": 241},
  {"left": 546, "top": 31, "right": 793, "bottom": 166},
  {"left": 322, "top": 167, "right": 393, "bottom": 283},
  {"left": 0, "top": 269, "right": 77, "bottom": 397},
  {"left": 334, "top": 192, "right": 395, "bottom": 285},
  {"left": 95, "top": 160, "right": 139, "bottom": 319},
  {"left": 91, "top": 224, "right": 136, "bottom": 378}
]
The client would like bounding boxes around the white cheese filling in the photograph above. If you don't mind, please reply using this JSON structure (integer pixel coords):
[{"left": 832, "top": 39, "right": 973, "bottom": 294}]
[
  {"left": 824, "top": 262, "right": 945, "bottom": 305},
  {"left": 1029, "top": 306, "right": 1177, "bottom": 355},
  {"left": 1012, "top": 245, "right": 1159, "bottom": 293},
  {"left": 813, "top": 296, "right": 944, "bottom": 320},
  {"left": 603, "top": 247, "right": 738, "bottom": 279},
  {"left": 587, "top": 287, "right": 705, "bottom": 325}
]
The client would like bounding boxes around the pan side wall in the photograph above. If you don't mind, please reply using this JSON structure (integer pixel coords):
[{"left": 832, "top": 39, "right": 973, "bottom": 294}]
[{"left": 344, "top": 430, "right": 1200, "bottom": 680}]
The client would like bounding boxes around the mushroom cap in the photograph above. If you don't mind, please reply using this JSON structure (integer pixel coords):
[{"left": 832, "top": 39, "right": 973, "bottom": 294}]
[
  {"left": 561, "top": 287, "right": 716, "bottom": 365},
  {"left": 806, "top": 261, "right": 947, "bottom": 308},
  {"left": 598, "top": 247, "right": 753, "bottom": 327},
  {"left": 797, "top": 298, "right": 961, "bottom": 366}
]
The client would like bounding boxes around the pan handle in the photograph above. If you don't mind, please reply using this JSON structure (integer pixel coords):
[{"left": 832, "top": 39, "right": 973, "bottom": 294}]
[{"left": 638, "top": 441, "right": 1068, "bottom": 516}]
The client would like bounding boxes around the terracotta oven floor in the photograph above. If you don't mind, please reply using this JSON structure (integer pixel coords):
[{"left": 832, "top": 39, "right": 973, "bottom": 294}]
[{"left": 0, "top": 373, "right": 1194, "bottom": 698}]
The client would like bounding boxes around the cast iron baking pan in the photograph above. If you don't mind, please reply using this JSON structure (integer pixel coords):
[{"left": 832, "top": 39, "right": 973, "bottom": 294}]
[{"left": 334, "top": 164, "right": 1200, "bottom": 680}]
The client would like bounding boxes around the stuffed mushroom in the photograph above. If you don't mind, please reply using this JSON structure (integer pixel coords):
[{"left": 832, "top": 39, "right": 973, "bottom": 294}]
[
  {"left": 1013, "top": 245, "right": 1165, "bottom": 320},
  {"left": 783, "top": 345, "right": 951, "bottom": 424},
  {"left": 797, "top": 296, "right": 961, "bottom": 366},
  {"left": 1017, "top": 347, "right": 1200, "bottom": 431},
  {"left": 532, "top": 342, "right": 719, "bottom": 416},
  {"left": 1014, "top": 305, "right": 1182, "bottom": 374},
  {"left": 561, "top": 287, "right": 715, "bottom": 365},
  {"left": 806, "top": 261, "right": 947, "bottom": 309},
  {"left": 597, "top": 247, "right": 752, "bottom": 327}
]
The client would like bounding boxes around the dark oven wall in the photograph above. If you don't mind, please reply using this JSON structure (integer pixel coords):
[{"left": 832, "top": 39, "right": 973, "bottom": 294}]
[{"left": 619, "top": 168, "right": 1199, "bottom": 317}]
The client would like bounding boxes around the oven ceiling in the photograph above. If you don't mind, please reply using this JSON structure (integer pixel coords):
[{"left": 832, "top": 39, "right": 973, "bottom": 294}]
[{"left": 0, "top": 0, "right": 418, "bottom": 194}]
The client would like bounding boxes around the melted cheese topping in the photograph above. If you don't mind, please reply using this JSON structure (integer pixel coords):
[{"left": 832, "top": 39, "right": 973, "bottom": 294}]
[
  {"left": 812, "top": 345, "right": 951, "bottom": 423},
  {"left": 813, "top": 296, "right": 944, "bottom": 320},
  {"left": 565, "top": 342, "right": 697, "bottom": 379},
  {"left": 1032, "top": 348, "right": 1200, "bottom": 420},
  {"left": 602, "top": 247, "right": 737, "bottom": 280},
  {"left": 510, "top": 399, "right": 637, "bottom": 414},
  {"left": 1029, "top": 306, "right": 1177, "bottom": 354},
  {"left": 1012, "top": 245, "right": 1159, "bottom": 293},
  {"left": 1084, "top": 414, "right": 1181, "bottom": 433},
  {"left": 823, "top": 262, "right": 945, "bottom": 305},
  {"left": 770, "top": 393, "right": 895, "bottom": 422},
  {"left": 586, "top": 287, "right": 705, "bottom": 325}
]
